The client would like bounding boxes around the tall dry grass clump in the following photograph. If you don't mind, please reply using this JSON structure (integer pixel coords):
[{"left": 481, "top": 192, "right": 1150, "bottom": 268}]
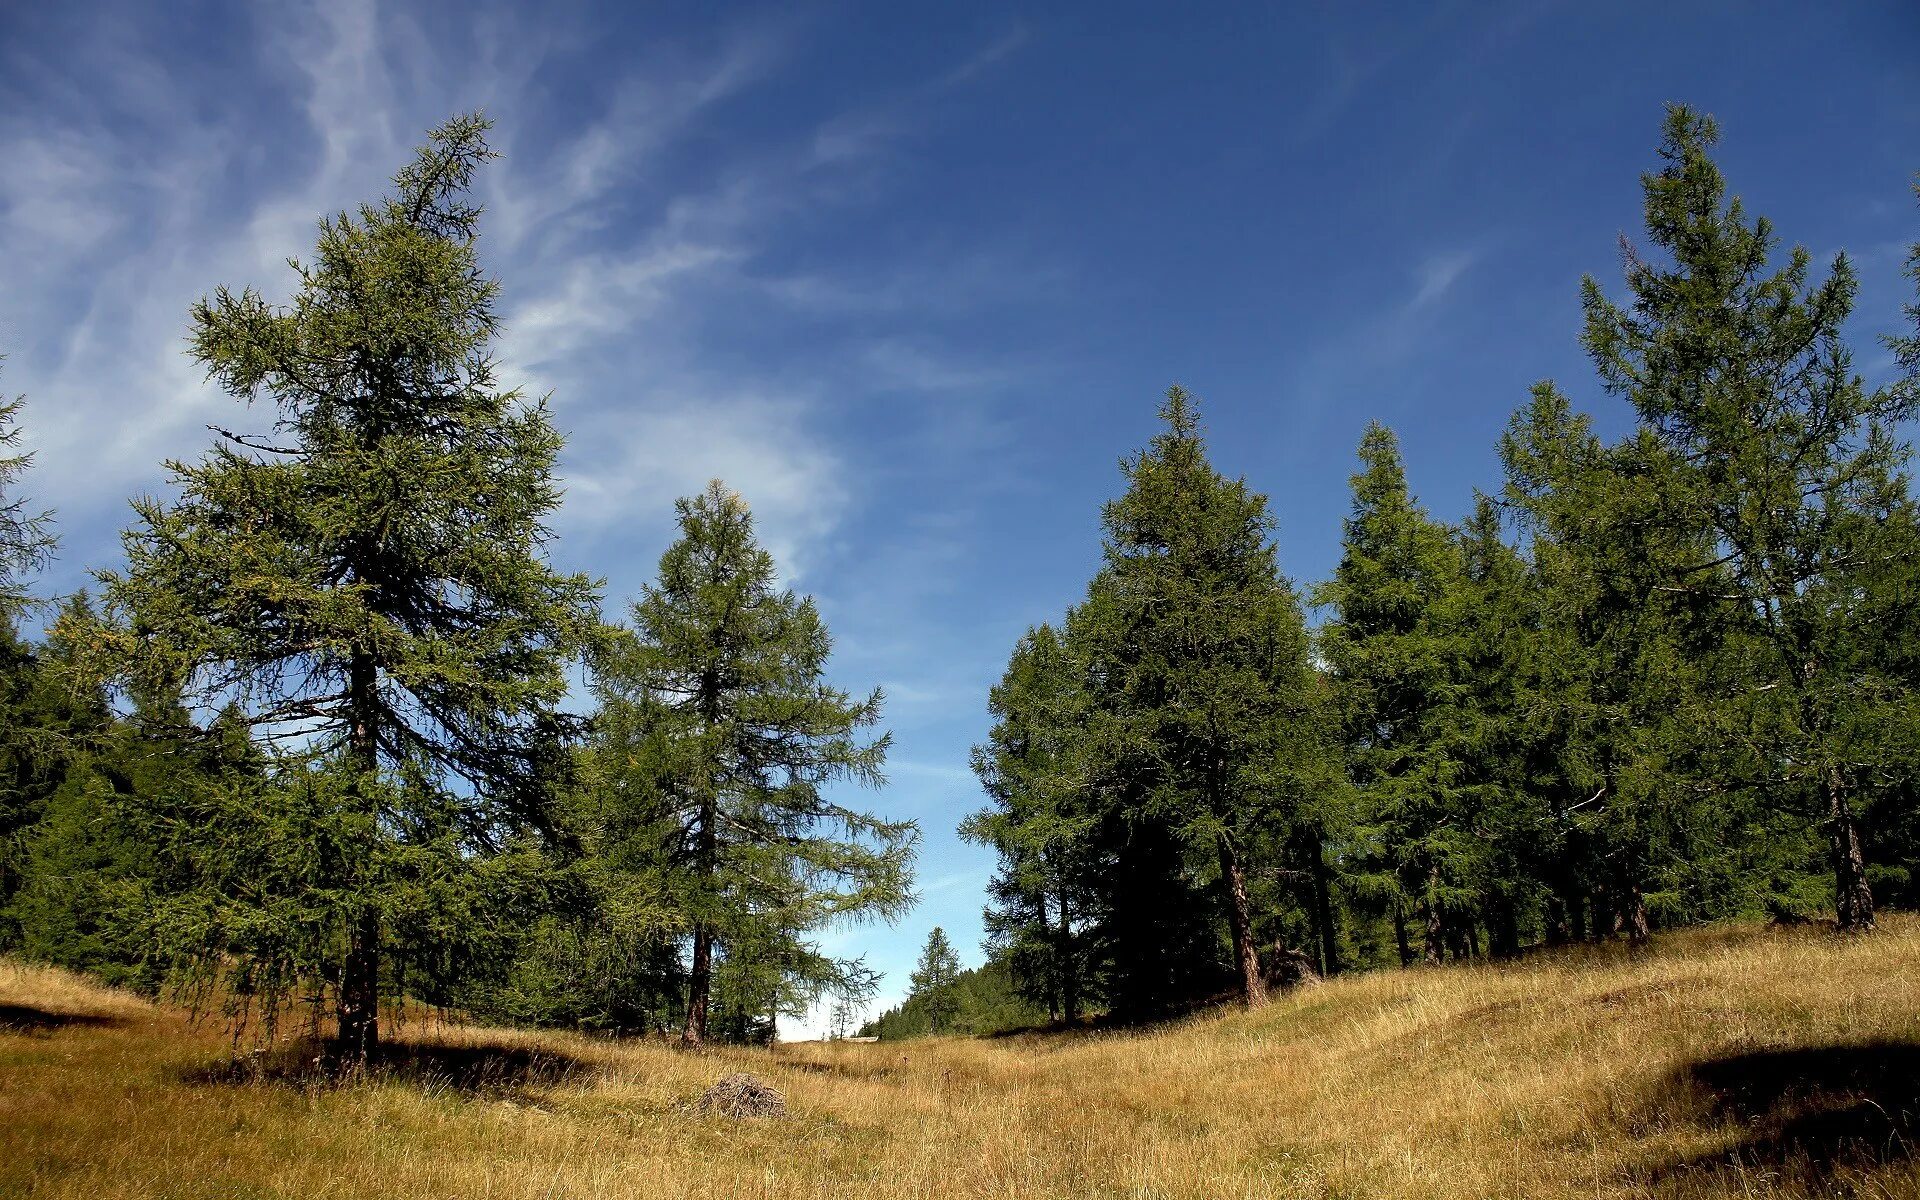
[{"left": 4, "top": 919, "right": 1918, "bottom": 1198}]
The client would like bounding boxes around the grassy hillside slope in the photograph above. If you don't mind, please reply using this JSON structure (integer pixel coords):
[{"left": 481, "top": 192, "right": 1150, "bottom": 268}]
[{"left": 4, "top": 919, "right": 1918, "bottom": 1198}]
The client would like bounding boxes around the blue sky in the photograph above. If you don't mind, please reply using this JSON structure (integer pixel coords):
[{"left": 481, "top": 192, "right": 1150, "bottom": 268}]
[{"left": 3, "top": 1, "right": 1916, "bottom": 1034}]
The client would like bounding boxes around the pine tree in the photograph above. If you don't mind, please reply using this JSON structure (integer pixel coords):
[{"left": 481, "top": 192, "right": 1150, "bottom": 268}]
[
  {"left": 1078, "top": 387, "right": 1323, "bottom": 1007},
  {"left": 591, "top": 480, "right": 915, "bottom": 1047},
  {"left": 92, "top": 115, "right": 601, "bottom": 1058},
  {"left": 1581, "top": 106, "right": 1916, "bottom": 930},
  {"left": 908, "top": 926, "right": 963, "bottom": 1034}
]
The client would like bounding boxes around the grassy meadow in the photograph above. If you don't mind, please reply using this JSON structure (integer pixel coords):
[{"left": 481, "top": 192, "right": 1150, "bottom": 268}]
[{"left": 4, "top": 918, "right": 1918, "bottom": 1199}]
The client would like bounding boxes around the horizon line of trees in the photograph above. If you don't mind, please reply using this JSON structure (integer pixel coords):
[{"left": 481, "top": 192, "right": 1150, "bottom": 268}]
[{"left": 964, "top": 105, "right": 1920, "bottom": 1023}]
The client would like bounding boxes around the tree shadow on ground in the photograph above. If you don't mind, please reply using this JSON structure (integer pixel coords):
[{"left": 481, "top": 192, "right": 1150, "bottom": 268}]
[
  {"left": 1633, "top": 1041, "right": 1920, "bottom": 1194},
  {"left": 185, "top": 1037, "right": 596, "bottom": 1097},
  {"left": 0, "top": 1002, "right": 126, "bottom": 1035}
]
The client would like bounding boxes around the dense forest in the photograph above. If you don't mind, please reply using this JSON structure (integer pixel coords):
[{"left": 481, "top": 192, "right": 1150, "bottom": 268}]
[{"left": 1, "top": 105, "right": 1916, "bottom": 1054}]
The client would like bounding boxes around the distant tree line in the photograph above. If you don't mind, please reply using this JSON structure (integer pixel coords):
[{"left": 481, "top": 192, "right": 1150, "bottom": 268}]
[
  {"left": 964, "top": 106, "right": 1920, "bottom": 1022},
  {"left": 0, "top": 116, "right": 914, "bottom": 1060},
  {"left": 858, "top": 926, "right": 1046, "bottom": 1040}
]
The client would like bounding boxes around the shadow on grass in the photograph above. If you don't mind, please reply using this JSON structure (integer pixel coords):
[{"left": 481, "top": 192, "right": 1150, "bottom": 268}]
[
  {"left": 186, "top": 1037, "right": 596, "bottom": 1097},
  {"left": 0, "top": 1002, "right": 126, "bottom": 1035},
  {"left": 1636, "top": 1041, "right": 1920, "bottom": 1192}
]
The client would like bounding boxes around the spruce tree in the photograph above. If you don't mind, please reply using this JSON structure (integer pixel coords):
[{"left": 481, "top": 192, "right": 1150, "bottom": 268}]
[
  {"left": 908, "top": 926, "right": 963, "bottom": 1034},
  {"left": 1582, "top": 106, "right": 1916, "bottom": 930},
  {"left": 591, "top": 480, "right": 915, "bottom": 1047},
  {"left": 93, "top": 115, "right": 600, "bottom": 1058}
]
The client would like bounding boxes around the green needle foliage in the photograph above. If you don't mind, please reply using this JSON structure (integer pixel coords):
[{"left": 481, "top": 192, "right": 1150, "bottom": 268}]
[
  {"left": 1581, "top": 105, "right": 1917, "bottom": 931},
  {"left": 908, "top": 926, "right": 963, "bottom": 1034},
  {"left": 963, "top": 622, "right": 1101, "bottom": 1025},
  {"left": 971, "top": 389, "right": 1332, "bottom": 1019},
  {"left": 1315, "top": 423, "right": 1474, "bottom": 965},
  {"left": 1083, "top": 388, "right": 1324, "bottom": 1008},
  {"left": 0, "top": 370, "right": 56, "bottom": 625},
  {"left": 91, "top": 114, "right": 601, "bottom": 1059},
  {"left": 591, "top": 480, "right": 915, "bottom": 1047}
]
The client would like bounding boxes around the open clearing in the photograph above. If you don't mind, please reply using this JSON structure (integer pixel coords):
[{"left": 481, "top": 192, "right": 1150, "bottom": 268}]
[{"left": 4, "top": 919, "right": 1918, "bottom": 1199}]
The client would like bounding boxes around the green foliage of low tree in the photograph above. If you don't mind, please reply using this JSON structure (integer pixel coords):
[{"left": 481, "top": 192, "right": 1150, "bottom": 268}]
[
  {"left": 589, "top": 480, "right": 916, "bottom": 1047},
  {"left": 861, "top": 954, "right": 1049, "bottom": 1041}
]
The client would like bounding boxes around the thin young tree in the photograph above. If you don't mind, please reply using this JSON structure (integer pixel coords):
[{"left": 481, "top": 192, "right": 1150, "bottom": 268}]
[
  {"left": 94, "top": 115, "right": 600, "bottom": 1059},
  {"left": 1582, "top": 106, "right": 1916, "bottom": 930},
  {"left": 909, "top": 926, "right": 963, "bottom": 1034},
  {"left": 593, "top": 480, "right": 915, "bottom": 1047}
]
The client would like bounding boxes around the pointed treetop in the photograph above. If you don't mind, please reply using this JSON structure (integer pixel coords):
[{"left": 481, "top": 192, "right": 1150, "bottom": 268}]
[
  {"left": 391, "top": 111, "right": 498, "bottom": 240},
  {"left": 1158, "top": 385, "right": 1201, "bottom": 442}
]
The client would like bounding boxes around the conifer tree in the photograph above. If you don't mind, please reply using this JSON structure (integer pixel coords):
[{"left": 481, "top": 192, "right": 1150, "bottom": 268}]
[
  {"left": 1079, "top": 387, "right": 1322, "bottom": 1006},
  {"left": 1439, "top": 495, "right": 1544, "bottom": 956},
  {"left": 963, "top": 622, "right": 1099, "bottom": 1024},
  {"left": 93, "top": 115, "right": 600, "bottom": 1058},
  {"left": 1315, "top": 424, "right": 1472, "bottom": 964},
  {"left": 1582, "top": 106, "right": 1916, "bottom": 930},
  {"left": 909, "top": 926, "right": 963, "bottom": 1034},
  {"left": 0, "top": 369, "right": 55, "bottom": 624},
  {"left": 591, "top": 480, "right": 915, "bottom": 1047}
]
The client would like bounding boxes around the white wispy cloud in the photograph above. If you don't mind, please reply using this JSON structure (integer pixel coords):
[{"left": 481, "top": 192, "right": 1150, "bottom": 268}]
[{"left": 1412, "top": 248, "right": 1479, "bottom": 309}]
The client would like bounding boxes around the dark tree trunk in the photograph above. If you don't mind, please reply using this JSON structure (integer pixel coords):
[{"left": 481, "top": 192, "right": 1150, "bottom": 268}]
[
  {"left": 338, "top": 907, "right": 380, "bottom": 1064},
  {"left": 1055, "top": 888, "right": 1080, "bottom": 1025},
  {"left": 1827, "top": 766, "right": 1875, "bottom": 931},
  {"left": 1309, "top": 834, "right": 1340, "bottom": 977},
  {"left": 1421, "top": 867, "right": 1444, "bottom": 965},
  {"left": 1216, "top": 834, "right": 1267, "bottom": 1007},
  {"left": 1623, "top": 881, "right": 1650, "bottom": 945},
  {"left": 1545, "top": 895, "right": 1572, "bottom": 947},
  {"left": 683, "top": 923, "right": 713, "bottom": 1047},
  {"left": 1393, "top": 900, "right": 1412, "bottom": 968},
  {"left": 338, "top": 651, "right": 381, "bottom": 1062},
  {"left": 1490, "top": 895, "right": 1521, "bottom": 958}
]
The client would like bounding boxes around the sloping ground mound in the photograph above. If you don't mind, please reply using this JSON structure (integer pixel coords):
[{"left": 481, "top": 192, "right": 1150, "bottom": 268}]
[
  {"left": 695, "top": 1071, "right": 786, "bottom": 1118},
  {"left": 6, "top": 920, "right": 1920, "bottom": 1198}
]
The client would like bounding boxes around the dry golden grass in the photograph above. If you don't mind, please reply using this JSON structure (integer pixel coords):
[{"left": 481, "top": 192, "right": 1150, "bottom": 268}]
[{"left": 5, "top": 919, "right": 1919, "bottom": 1198}]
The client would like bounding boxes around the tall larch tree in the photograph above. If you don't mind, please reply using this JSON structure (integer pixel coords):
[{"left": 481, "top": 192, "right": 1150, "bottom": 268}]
[
  {"left": 1582, "top": 106, "right": 1916, "bottom": 930},
  {"left": 94, "top": 115, "right": 601, "bottom": 1059},
  {"left": 1315, "top": 423, "right": 1471, "bottom": 965},
  {"left": 592, "top": 480, "right": 916, "bottom": 1047},
  {"left": 1081, "top": 387, "right": 1321, "bottom": 1007}
]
